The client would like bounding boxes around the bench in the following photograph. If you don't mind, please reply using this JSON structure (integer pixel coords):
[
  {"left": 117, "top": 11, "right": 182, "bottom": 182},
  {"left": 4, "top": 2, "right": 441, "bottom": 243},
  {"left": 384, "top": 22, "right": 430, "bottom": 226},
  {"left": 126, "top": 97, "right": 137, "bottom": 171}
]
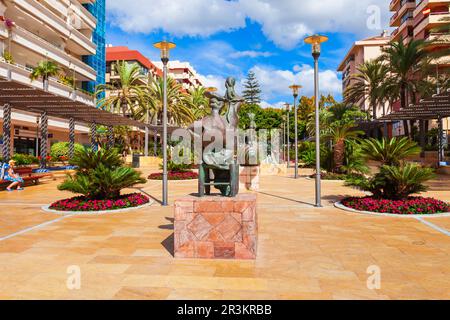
[{"left": 0, "top": 167, "right": 53, "bottom": 190}]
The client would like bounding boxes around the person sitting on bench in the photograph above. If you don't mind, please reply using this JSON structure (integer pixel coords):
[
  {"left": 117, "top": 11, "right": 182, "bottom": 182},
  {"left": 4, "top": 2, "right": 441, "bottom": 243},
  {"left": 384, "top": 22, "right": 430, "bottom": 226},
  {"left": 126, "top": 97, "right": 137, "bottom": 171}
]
[{"left": 2, "top": 160, "right": 24, "bottom": 191}]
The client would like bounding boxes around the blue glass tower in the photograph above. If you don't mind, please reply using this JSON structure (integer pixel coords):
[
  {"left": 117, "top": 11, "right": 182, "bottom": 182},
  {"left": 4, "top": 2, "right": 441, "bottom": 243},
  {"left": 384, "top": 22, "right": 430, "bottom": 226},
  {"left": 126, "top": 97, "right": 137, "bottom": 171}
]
[{"left": 82, "top": 0, "right": 105, "bottom": 100}]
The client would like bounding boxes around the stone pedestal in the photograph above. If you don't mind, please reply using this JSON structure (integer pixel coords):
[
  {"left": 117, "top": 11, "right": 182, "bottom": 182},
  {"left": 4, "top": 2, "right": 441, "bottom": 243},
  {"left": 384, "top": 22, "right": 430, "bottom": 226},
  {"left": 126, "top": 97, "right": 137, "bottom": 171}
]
[
  {"left": 239, "top": 166, "right": 260, "bottom": 191},
  {"left": 174, "top": 194, "right": 257, "bottom": 260}
]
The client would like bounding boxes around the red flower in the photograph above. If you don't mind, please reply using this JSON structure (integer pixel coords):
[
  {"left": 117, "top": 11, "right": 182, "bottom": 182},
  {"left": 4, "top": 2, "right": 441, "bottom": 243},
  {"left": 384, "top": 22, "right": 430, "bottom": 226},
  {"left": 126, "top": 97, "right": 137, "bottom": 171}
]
[
  {"left": 49, "top": 193, "right": 149, "bottom": 212},
  {"left": 342, "top": 196, "right": 450, "bottom": 215},
  {"left": 4, "top": 18, "right": 15, "bottom": 28}
]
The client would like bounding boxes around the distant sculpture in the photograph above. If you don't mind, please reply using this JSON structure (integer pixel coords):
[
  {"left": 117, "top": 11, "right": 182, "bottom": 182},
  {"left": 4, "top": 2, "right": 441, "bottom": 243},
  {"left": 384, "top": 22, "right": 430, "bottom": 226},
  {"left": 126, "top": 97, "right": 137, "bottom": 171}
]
[
  {"left": 191, "top": 77, "right": 244, "bottom": 197},
  {"left": 242, "top": 113, "right": 259, "bottom": 166}
]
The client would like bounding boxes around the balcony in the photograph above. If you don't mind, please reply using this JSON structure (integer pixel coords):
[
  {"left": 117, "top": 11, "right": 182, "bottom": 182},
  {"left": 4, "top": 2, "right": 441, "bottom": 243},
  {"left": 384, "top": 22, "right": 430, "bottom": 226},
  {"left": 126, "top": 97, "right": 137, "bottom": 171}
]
[
  {"left": 9, "top": 25, "right": 96, "bottom": 81},
  {"left": 390, "top": 1, "right": 416, "bottom": 26},
  {"left": 390, "top": 0, "right": 401, "bottom": 11},
  {"left": 41, "top": 0, "right": 96, "bottom": 31},
  {"left": 0, "top": 60, "right": 95, "bottom": 107},
  {"left": 414, "top": 11, "right": 450, "bottom": 36},
  {"left": 392, "top": 15, "right": 414, "bottom": 40},
  {"left": 415, "top": 0, "right": 450, "bottom": 17},
  {"left": 13, "top": 0, "right": 96, "bottom": 55}
]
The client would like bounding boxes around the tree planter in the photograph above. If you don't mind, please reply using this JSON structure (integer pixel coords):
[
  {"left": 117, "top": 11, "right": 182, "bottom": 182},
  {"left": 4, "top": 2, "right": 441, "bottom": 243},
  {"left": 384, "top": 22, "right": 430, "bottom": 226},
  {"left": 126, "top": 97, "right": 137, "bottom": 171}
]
[
  {"left": 148, "top": 171, "right": 198, "bottom": 181},
  {"left": 336, "top": 197, "right": 450, "bottom": 217},
  {"left": 239, "top": 165, "right": 260, "bottom": 191},
  {"left": 47, "top": 193, "right": 151, "bottom": 213}
]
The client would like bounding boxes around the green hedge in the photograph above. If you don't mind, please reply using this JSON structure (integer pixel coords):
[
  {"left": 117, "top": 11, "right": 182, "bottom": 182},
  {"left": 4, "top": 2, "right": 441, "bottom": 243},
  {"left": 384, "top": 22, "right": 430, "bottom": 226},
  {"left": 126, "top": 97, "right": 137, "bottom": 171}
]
[
  {"left": 11, "top": 153, "right": 39, "bottom": 166},
  {"left": 50, "top": 142, "right": 84, "bottom": 159}
]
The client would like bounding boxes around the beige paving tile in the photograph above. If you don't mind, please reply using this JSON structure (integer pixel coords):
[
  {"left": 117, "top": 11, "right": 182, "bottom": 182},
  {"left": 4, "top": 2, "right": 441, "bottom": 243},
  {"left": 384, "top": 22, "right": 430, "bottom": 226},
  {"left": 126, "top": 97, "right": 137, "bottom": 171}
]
[{"left": 0, "top": 166, "right": 449, "bottom": 299}]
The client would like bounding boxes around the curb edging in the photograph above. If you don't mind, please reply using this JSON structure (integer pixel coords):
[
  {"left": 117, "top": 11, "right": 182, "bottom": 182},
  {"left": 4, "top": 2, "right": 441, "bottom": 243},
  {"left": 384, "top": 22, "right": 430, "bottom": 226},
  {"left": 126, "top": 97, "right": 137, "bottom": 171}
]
[
  {"left": 41, "top": 201, "right": 154, "bottom": 215},
  {"left": 334, "top": 201, "right": 450, "bottom": 218}
]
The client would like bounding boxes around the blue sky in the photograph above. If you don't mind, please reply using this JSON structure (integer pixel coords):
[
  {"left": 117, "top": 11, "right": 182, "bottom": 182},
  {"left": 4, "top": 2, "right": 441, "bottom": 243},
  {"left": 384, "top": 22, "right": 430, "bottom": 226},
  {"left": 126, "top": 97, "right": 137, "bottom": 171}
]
[{"left": 105, "top": 0, "right": 391, "bottom": 108}]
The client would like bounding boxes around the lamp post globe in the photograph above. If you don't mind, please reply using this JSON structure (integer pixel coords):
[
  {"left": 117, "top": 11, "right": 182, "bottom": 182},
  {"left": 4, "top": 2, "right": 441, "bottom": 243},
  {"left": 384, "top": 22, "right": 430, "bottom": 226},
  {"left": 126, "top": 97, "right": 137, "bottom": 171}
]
[
  {"left": 289, "top": 85, "right": 302, "bottom": 179},
  {"left": 153, "top": 41, "right": 176, "bottom": 206},
  {"left": 284, "top": 103, "right": 291, "bottom": 168},
  {"left": 304, "top": 34, "right": 328, "bottom": 207}
]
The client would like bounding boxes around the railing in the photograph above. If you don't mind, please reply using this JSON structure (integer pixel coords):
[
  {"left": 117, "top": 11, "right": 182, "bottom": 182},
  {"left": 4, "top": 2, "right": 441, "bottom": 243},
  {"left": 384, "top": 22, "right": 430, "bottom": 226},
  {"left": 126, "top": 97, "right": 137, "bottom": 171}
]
[
  {"left": 0, "top": 59, "right": 94, "bottom": 97},
  {"left": 414, "top": 10, "right": 450, "bottom": 29},
  {"left": 13, "top": 25, "right": 96, "bottom": 75},
  {"left": 16, "top": 0, "right": 95, "bottom": 53}
]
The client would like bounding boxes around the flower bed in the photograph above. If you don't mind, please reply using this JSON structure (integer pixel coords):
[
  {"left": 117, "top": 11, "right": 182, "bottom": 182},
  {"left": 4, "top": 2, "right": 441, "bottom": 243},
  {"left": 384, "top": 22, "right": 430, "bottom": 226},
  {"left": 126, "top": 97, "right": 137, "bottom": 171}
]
[
  {"left": 341, "top": 196, "right": 450, "bottom": 215},
  {"left": 148, "top": 171, "right": 198, "bottom": 180},
  {"left": 49, "top": 193, "right": 150, "bottom": 212}
]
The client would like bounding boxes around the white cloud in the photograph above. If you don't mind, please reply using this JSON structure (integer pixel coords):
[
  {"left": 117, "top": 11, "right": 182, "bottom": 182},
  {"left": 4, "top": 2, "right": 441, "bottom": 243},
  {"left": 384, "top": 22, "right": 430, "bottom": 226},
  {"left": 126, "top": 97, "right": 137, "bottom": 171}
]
[
  {"left": 196, "top": 74, "right": 227, "bottom": 94},
  {"left": 230, "top": 50, "right": 273, "bottom": 59},
  {"left": 260, "top": 101, "right": 286, "bottom": 109},
  {"left": 250, "top": 64, "right": 341, "bottom": 100},
  {"left": 107, "top": 0, "right": 391, "bottom": 49},
  {"left": 240, "top": 0, "right": 391, "bottom": 49},
  {"left": 106, "top": 0, "right": 245, "bottom": 37}
]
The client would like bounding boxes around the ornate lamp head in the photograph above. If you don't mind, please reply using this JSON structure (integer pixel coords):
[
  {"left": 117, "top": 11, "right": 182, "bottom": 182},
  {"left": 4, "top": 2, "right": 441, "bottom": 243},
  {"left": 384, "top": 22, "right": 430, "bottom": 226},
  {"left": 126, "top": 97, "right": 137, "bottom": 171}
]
[
  {"left": 304, "top": 34, "right": 328, "bottom": 57},
  {"left": 289, "top": 85, "right": 302, "bottom": 98},
  {"left": 153, "top": 41, "right": 176, "bottom": 62}
]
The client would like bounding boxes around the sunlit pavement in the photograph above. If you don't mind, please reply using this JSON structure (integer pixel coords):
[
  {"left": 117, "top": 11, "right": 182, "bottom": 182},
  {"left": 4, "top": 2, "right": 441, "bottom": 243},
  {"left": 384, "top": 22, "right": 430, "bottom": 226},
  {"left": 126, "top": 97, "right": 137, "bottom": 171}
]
[{"left": 0, "top": 166, "right": 449, "bottom": 299}]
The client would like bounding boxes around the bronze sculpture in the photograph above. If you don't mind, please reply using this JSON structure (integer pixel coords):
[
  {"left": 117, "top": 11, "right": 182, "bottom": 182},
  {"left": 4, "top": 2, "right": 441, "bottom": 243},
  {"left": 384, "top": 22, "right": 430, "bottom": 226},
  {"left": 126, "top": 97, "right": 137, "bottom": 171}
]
[{"left": 191, "top": 77, "right": 244, "bottom": 197}]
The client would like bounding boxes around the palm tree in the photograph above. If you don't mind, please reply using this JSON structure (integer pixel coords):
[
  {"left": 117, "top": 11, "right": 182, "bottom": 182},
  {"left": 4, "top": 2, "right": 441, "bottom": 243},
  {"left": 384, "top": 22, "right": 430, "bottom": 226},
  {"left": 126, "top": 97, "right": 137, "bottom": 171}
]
[
  {"left": 96, "top": 61, "right": 146, "bottom": 117},
  {"left": 185, "top": 86, "right": 210, "bottom": 119},
  {"left": 344, "top": 60, "right": 389, "bottom": 121},
  {"left": 379, "top": 40, "right": 433, "bottom": 136},
  {"left": 142, "top": 77, "right": 195, "bottom": 127},
  {"left": 359, "top": 136, "right": 421, "bottom": 166},
  {"left": 306, "top": 107, "right": 332, "bottom": 138},
  {"left": 29, "top": 60, "right": 60, "bottom": 90},
  {"left": 328, "top": 103, "right": 369, "bottom": 123},
  {"left": 324, "top": 123, "right": 363, "bottom": 173}
]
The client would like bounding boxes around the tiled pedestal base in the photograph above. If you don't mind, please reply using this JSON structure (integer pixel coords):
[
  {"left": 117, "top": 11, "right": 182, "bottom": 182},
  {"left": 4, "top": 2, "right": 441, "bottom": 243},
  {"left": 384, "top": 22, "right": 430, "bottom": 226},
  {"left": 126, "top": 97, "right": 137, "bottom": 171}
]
[
  {"left": 174, "top": 194, "right": 257, "bottom": 260},
  {"left": 239, "top": 166, "right": 260, "bottom": 191}
]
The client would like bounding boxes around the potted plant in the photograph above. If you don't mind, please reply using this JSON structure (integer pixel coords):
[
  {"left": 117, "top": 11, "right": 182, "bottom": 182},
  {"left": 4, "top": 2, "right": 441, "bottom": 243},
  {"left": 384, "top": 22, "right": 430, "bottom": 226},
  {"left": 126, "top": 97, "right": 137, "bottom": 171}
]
[
  {"left": 343, "top": 137, "right": 449, "bottom": 215},
  {"left": 51, "top": 147, "right": 148, "bottom": 212},
  {"left": 29, "top": 60, "right": 60, "bottom": 91}
]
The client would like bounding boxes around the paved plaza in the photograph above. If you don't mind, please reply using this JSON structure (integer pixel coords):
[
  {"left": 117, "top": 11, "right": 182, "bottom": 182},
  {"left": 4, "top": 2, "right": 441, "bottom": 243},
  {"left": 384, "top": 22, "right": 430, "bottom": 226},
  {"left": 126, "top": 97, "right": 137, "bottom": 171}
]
[{"left": 0, "top": 167, "right": 449, "bottom": 300}]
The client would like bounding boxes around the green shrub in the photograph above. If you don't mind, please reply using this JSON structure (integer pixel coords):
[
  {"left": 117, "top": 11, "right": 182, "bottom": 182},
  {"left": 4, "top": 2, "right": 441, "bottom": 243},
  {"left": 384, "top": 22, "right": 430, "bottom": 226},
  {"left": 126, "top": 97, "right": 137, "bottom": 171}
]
[
  {"left": 359, "top": 137, "right": 421, "bottom": 166},
  {"left": 2, "top": 51, "right": 14, "bottom": 64},
  {"left": 346, "top": 164, "right": 435, "bottom": 200},
  {"left": 50, "top": 142, "right": 84, "bottom": 159},
  {"left": 11, "top": 153, "right": 39, "bottom": 165},
  {"left": 300, "top": 149, "right": 315, "bottom": 167},
  {"left": 58, "top": 147, "right": 146, "bottom": 200},
  {"left": 161, "top": 160, "right": 192, "bottom": 172},
  {"left": 346, "top": 137, "right": 435, "bottom": 200}
]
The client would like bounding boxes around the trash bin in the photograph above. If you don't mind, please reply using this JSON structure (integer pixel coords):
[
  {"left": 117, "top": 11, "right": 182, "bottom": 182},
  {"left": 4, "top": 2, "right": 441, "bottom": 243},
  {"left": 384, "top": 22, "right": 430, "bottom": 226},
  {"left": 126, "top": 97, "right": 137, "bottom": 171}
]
[{"left": 132, "top": 153, "right": 140, "bottom": 168}]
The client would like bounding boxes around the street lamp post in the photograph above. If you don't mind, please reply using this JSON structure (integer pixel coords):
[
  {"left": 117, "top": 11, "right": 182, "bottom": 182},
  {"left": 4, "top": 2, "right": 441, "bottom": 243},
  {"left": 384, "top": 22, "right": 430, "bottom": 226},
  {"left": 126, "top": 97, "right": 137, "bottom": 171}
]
[
  {"left": 304, "top": 34, "right": 328, "bottom": 207},
  {"left": 284, "top": 103, "right": 290, "bottom": 168},
  {"left": 154, "top": 40, "right": 176, "bottom": 206},
  {"left": 289, "top": 85, "right": 302, "bottom": 179}
]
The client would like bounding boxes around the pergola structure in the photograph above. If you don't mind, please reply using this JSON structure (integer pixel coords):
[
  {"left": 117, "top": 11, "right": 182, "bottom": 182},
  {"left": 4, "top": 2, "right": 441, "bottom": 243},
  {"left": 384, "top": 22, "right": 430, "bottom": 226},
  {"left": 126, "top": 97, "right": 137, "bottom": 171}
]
[
  {"left": 0, "top": 79, "right": 170, "bottom": 167},
  {"left": 379, "top": 88, "right": 450, "bottom": 163}
]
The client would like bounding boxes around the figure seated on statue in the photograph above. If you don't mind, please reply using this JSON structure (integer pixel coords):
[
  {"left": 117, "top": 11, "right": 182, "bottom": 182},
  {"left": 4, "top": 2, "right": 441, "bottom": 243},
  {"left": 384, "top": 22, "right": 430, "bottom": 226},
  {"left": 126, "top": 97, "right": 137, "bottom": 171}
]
[{"left": 189, "top": 77, "right": 244, "bottom": 197}]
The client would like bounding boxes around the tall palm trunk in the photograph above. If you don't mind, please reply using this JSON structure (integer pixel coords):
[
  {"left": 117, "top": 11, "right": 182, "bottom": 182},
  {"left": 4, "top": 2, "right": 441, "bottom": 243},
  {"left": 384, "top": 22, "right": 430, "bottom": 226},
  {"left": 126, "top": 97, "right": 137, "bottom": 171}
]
[
  {"left": 400, "top": 83, "right": 409, "bottom": 137},
  {"left": 333, "top": 140, "right": 345, "bottom": 173},
  {"left": 43, "top": 75, "right": 49, "bottom": 91},
  {"left": 371, "top": 100, "right": 379, "bottom": 139},
  {"left": 121, "top": 100, "right": 131, "bottom": 151}
]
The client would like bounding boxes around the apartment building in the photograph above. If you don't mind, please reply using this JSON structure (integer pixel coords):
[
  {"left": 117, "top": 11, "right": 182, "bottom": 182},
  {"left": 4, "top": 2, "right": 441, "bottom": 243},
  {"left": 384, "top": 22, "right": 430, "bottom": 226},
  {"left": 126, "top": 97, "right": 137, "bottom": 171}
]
[
  {"left": 0, "top": 0, "right": 105, "bottom": 155},
  {"left": 337, "top": 32, "right": 390, "bottom": 118},
  {"left": 154, "top": 60, "right": 203, "bottom": 91},
  {"left": 106, "top": 45, "right": 162, "bottom": 85},
  {"left": 390, "top": 0, "right": 450, "bottom": 62},
  {"left": 390, "top": 0, "right": 450, "bottom": 134}
]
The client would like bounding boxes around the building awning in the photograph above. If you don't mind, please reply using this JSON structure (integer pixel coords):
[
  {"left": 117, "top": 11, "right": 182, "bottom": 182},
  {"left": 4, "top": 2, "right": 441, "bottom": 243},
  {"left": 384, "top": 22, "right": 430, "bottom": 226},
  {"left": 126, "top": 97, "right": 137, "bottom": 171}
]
[
  {"left": 0, "top": 78, "right": 166, "bottom": 130},
  {"left": 379, "top": 88, "right": 450, "bottom": 121}
]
